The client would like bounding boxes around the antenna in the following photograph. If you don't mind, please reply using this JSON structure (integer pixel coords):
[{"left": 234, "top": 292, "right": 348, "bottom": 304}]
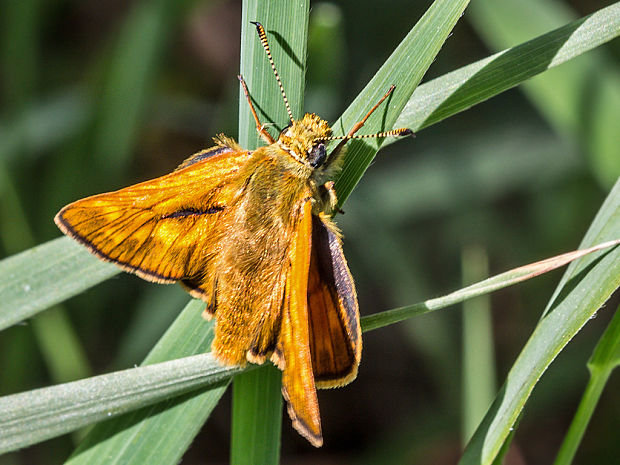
[
  {"left": 251, "top": 21, "right": 295, "bottom": 124},
  {"left": 320, "top": 86, "right": 413, "bottom": 163}
]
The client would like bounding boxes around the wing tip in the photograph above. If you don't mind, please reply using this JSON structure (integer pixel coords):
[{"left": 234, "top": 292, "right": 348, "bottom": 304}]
[{"left": 281, "top": 386, "right": 323, "bottom": 447}]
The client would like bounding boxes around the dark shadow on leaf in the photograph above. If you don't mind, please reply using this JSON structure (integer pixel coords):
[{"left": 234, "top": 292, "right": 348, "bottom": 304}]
[{"left": 268, "top": 30, "right": 304, "bottom": 71}]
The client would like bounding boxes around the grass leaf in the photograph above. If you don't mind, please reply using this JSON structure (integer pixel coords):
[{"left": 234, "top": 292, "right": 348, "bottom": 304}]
[
  {"left": 468, "top": 0, "right": 620, "bottom": 187},
  {"left": 332, "top": 0, "right": 472, "bottom": 204},
  {"left": 64, "top": 300, "right": 229, "bottom": 465},
  {"left": 361, "top": 239, "right": 620, "bottom": 332},
  {"left": 459, "top": 179, "right": 620, "bottom": 465}
]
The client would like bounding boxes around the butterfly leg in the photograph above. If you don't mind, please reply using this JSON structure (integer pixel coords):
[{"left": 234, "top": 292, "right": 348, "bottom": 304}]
[{"left": 238, "top": 74, "right": 276, "bottom": 144}]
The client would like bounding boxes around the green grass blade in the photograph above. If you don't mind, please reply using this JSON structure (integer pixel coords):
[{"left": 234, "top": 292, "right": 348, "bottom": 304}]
[
  {"left": 553, "top": 303, "right": 620, "bottom": 465},
  {"left": 231, "top": 2, "right": 308, "bottom": 461},
  {"left": 0, "top": 346, "right": 239, "bottom": 454},
  {"left": 65, "top": 299, "right": 230, "bottom": 465},
  {"left": 332, "top": 0, "right": 471, "bottom": 205},
  {"left": 231, "top": 367, "right": 283, "bottom": 465},
  {"left": 459, "top": 180, "right": 620, "bottom": 465},
  {"left": 389, "top": 2, "right": 620, "bottom": 137},
  {"left": 0, "top": 237, "right": 119, "bottom": 331},
  {"left": 361, "top": 239, "right": 619, "bottom": 332},
  {"left": 461, "top": 246, "right": 496, "bottom": 444}
]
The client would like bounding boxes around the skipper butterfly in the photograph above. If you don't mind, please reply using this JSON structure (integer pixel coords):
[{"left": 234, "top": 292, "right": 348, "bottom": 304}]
[{"left": 55, "top": 22, "right": 412, "bottom": 446}]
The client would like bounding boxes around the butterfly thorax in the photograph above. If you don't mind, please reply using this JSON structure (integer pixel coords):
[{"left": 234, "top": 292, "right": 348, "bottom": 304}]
[{"left": 277, "top": 113, "right": 332, "bottom": 170}]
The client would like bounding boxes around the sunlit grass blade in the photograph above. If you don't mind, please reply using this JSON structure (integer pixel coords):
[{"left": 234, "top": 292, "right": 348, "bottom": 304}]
[
  {"left": 0, "top": 237, "right": 119, "bottom": 331},
  {"left": 459, "top": 180, "right": 620, "bottom": 465},
  {"left": 389, "top": 2, "right": 620, "bottom": 138},
  {"left": 553, "top": 303, "right": 620, "bottom": 465},
  {"left": 231, "top": 366, "right": 283, "bottom": 465},
  {"left": 0, "top": 350, "right": 240, "bottom": 454},
  {"left": 232, "top": 1, "right": 309, "bottom": 461}
]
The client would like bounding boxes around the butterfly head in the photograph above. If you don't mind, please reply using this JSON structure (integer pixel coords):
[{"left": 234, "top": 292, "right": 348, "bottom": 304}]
[{"left": 277, "top": 113, "right": 332, "bottom": 168}]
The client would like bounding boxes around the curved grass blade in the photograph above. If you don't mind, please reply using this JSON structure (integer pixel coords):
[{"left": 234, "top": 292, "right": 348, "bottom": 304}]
[
  {"left": 0, "top": 349, "right": 240, "bottom": 454},
  {"left": 469, "top": 0, "right": 620, "bottom": 188},
  {"left": 361, "top": 239, "right": 620, "bottom": 332},
  {"left": 459, "top": 179, "right": 620, "bottom": 465}
]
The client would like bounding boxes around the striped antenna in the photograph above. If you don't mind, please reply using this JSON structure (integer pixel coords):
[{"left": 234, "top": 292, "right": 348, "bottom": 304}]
[
  {"left": 317, "top": 86, "right": 413, "bottom": 145},
  {"left": 320, "top": 128, "right": 413, "bottom": 141},
  {"left": 320, "top": 86, "right": 413, "bottom": 169},
  {"left": 251, "top": 21, "right": 295, "bottom": 123}
]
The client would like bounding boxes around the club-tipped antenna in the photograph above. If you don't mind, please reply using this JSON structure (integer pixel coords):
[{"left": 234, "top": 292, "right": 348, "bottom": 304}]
[
  {"left": 251, "top": 21, "right": 294, "bottom": 124},
  {"left": 320, "top": 127, "right": 414, "bottom": 141},
  {"left": 317, "top": 85, "right": 413, "bottom": 164}
]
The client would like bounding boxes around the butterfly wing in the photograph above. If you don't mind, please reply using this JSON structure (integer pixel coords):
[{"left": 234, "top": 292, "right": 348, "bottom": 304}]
[
  {"left": 55, "top": 142, "right": 248, "bottom": 302},
  {"left": 273, "top": 199, "right": 323, "bottom": 447},
  {"left": 307, "top": 217, "right": 361, "bottom": 388}
]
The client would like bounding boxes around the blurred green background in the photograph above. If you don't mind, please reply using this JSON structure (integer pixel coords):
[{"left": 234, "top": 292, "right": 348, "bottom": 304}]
[{"left": 1, "top": 0, "right": 619, "bottom": 463}]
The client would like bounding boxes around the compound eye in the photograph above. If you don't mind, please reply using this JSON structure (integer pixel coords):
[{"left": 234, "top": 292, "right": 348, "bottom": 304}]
[
  {"left": 279, "top": 123, "right": 292, "bottom": 138},
  {"left": 308, "top": 143, "right": 327, "bottom": 168}
]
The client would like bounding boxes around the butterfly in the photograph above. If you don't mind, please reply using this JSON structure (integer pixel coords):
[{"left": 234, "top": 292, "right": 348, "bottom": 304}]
[{"left": 55, "top": 21, "right": 411, "bottom": 447}]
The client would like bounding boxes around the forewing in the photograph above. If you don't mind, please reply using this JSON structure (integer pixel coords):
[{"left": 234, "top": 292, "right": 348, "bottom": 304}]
[
  {"left": 308, "top": 217, "right": 361, "bottom": 388},
  {"left": 274, "top": 200, "right": 323, "bottom": 447},
  {"left": 55, "top": 145, "right": 248, "bottom": 288}
]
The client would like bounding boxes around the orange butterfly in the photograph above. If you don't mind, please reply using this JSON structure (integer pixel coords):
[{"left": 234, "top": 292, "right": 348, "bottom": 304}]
[{"left": 55, "top": 22, "right": 411, "bottom": 447}]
